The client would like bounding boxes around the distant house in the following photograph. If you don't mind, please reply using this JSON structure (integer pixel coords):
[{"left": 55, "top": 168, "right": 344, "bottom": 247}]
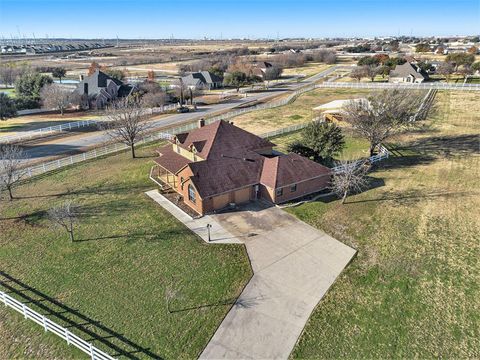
[
  {"left": 151, "top": 120, "right": 331, "bottom": 215},
  {"left": 251, "top": 61, "right": 273, "bottom": 78},
  {"left": 75, "top": 69, "right": 135, "bottom": 109},
  {"left": 389, "top": 62, "right": 428, "bottom": 83},
  {"left": 180, "top": 71, "right": 223, "bottom": 90}
]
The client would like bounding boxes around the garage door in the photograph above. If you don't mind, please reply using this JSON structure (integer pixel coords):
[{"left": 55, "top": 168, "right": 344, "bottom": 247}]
[
  {"left": 213, "top": 193, "right": 231, "bottom": 210},
  {"left": 234, "top": 187, "right": 251, "bottom": 204}
]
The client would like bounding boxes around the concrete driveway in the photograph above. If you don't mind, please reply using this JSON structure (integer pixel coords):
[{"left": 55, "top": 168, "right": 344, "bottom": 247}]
[{"left": 200, "top": 203, "right": 356, "bottom": 359}]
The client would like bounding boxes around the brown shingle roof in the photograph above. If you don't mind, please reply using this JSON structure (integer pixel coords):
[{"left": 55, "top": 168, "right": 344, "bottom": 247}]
[
  {"left": 173, "top": 120, "right": 275, "bottom": 159},
  {"left": 260, "top": 153, "right": 331, "bottom": 188},
  {"left": 154, "top": 144, "right": 191, "bottom": 174},
  {"left": 188, "top": 154, "right": 263, "bottom": 198}
]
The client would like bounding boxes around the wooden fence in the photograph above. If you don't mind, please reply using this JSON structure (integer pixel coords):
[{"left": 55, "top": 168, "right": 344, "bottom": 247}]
[{"left": 0, "top": 290, "right": 115, "bottom": 360}]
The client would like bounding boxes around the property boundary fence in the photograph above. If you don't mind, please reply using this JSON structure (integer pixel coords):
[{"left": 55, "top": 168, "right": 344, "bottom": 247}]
[
  {"left": 0, "top": 290, "right": 115, "bottom": 360},
  {"left": 5, "top": 66, "right": 440, "bottom": 182},
  {"left": 1, "top": 119, "right": 98, "bottom": 144},
  {"left": 314, "top": 81, "right": 480, "bottom": 91},
  {"left": 1, "top": 105, "right": 179, "bottom": 145}
]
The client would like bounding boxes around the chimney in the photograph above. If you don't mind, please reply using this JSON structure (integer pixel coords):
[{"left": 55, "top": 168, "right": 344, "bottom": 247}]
[{"left": 198, "top": 118, "right": 205, "bottom": 128}]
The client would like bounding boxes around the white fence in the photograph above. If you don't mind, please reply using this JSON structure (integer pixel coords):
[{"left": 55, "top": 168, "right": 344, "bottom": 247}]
[
  {"left": 0, "top": 290, "right": 115, "bottom": 360},
  {"left": 314, "top": 81, "right": 480, "bottom": 91},
  {"left": 331, "top": 144, "right": 390, "bottom": 174},
  {"left": 1, "top": 119, "right": 98, "bottom": 144}
]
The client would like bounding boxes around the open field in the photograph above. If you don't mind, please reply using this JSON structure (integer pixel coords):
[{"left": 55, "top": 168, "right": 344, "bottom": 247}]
[
  {"left": 282, "top": 63, "right": 332, "bottom": 78},
  {"left": 288, "top": 90, "right": 480, "bottom": 358},
  {"left": 0, "top": 145, "right": 252, "bottom": 359},
  {"left": 0, "top": 112, "right": 99, "bottom": 137},
  {"left": 232, "top": 88, "right": 371, "bottom": 133}
]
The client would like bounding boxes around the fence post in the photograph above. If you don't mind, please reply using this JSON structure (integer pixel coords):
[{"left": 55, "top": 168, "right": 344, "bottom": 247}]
[
  {"left": 1, "top": 291, "right": 6, "bottom": 305},
  {"left": 22, "top": 303, "right": 27, "bottom": 319},
  {"left": 43, "top": 315, "right": 48, "bottom": 332},
  {"left": 89, "top": 342, "right": 95, "bottom": 360},
  {"left": 65, "top": 329, "right": 70, "bottom": 345}
]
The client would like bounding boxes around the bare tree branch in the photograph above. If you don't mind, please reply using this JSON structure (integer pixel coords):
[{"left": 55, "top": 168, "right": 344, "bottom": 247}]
[
  {"left": 40, "top": 83, "right": 80, "bottom": 115},
  {"left": 331, "top": 160, "right": 370, "bottom": 204},
  {"left": 101, "top": 99, "right": 151, "bottom": 158},
  {"left": 0, "top": 144, "right": 28, "bottom": 200},
  {"left": 342, "top": 89, "right": 421, "bottom": 156},
  {"left": 47, "top": 200, "right": 79, "bottom": 242}
]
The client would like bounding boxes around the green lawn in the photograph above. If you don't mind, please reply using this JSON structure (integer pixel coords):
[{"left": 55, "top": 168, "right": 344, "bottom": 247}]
[
  {"left": 1, "top": 88, "right": 16, "bottom": 97},
  {"left": 288, "top": 90, "right": 480, "bottom": 358},
  {"left": 270, "top": 128, "right": 370, "bottom": 161},
  {"left": 0, "top": 145, "right": 252, "bottom": 359}
]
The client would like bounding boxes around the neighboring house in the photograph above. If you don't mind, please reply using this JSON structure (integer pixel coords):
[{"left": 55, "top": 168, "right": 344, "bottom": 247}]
[
  {"left": 75, "top": 69, "right": 135, "bottom": 109},
  {"left": 389, "top": 62, "right": 429, "bottom": 83},
  {"left": 152, "top": 120, "right": 331, "bottom": 215},
  {"left": 180, "top": 71, "right": 223, "bottom": 90},
  {"left": 251, "top": 61, "right": 273, "bottom": 79}
]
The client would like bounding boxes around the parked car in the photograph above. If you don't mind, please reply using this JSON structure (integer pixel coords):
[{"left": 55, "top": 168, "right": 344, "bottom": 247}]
[{"left": 176, "top": 107, "right": 190, "bottom": 113}]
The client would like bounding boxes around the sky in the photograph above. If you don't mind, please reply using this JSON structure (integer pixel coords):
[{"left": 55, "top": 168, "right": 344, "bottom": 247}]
[{"left": 0, "top": 0, "right": 479, "bottom": 39}]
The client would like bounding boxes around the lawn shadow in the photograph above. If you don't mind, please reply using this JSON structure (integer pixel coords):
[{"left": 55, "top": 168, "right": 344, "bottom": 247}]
[
  {"left": 0, "top": 271, "right": 163, "bottom": 360},
  {"left": 346, "top": 189, "right": 477, "bottom": 205}
]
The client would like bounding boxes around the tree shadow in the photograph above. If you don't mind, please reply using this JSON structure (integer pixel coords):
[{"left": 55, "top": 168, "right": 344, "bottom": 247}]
[
  {"left": 0, "top": 271, "right": 163, "bottom": 359},
  {"left": 346, "top": 189, "right": 477, "bottom": 205}
]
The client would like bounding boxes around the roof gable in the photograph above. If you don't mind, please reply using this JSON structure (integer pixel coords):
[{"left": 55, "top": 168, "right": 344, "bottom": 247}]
[{"left": 173, "top": 120, "right": 275, "bottom": 159}]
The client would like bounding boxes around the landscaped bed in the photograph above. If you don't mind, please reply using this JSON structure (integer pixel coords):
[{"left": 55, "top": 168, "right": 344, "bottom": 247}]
[{"left": 0, "top": 145, "right": 252, "bottom": 359}]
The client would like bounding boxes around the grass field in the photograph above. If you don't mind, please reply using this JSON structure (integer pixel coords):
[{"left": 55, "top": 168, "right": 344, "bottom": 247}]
[
  {"left": 282, "top": 63, "right": 332, "bottom": 78},
  {"left": 289, "top": 90, "right": 480, "bottom": 358},
  {"left": 0, "top": 145, "right": 252, "bottom": 359},
  {"left": 0, "top": 112, "right": 99, "bottom": 136},
  {"left": 233, "top": 88, "right": 371, "bottom": 134},
  {"left": 270, "top": 128, "right": 370, "bottom": 161}
]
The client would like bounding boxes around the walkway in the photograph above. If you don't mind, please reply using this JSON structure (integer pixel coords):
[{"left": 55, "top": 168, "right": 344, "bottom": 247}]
[{"left": 146, "top": 191, "right": 356, "bottom": 359}]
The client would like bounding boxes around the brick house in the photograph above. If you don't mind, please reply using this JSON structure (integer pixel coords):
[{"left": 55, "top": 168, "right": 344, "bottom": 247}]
[{"left": 151, "top": 120, "right": 331, "bottom": 215}]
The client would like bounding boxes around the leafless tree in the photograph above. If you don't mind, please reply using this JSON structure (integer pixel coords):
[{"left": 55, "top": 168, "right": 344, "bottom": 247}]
[
  {"left": 0, "top": 144, "right": 28, "bottom": 200},
  {"left": 101, "top": 99, "right": 150, "bottom": 158},
  {"left": 331, "top": 160, "right": 370, "bottom": 204},
  {"left": 342, "top": 89, "right": 421, "bottom": 156},
  {"left": 48, "top": 200, "right": 78, "bottom": 242},
  {"left": 436, "top": 62, "right": 454, "bottom": 82},
  {"left": 350, "top": 66, "right": 366, "bottom": 82},
  {"left": 40, "top": 84, "right": 81, "bottom": 115},
  {"left": 141, "top": 91, "right": 167, "bottom": 108},
  {"left": 365, "top": 65, "right": 379, "bottom": 82}
]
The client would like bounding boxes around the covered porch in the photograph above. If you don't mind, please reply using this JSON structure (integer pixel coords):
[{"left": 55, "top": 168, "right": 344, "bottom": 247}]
[{"left": 150, "top": 164, "right": 178, "bottom": 190}]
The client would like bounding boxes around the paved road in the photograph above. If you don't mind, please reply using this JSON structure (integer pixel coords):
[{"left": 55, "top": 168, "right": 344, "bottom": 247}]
[{"left": 10, "top": 66, "right": 340, "bottom": 167}]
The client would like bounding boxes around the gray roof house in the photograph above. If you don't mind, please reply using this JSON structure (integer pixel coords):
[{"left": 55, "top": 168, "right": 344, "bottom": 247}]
[
  {"left": 75, "top": 69, "right": 135, "bottom": 109},
  {"left": 389, "top": 62, "right": 429, "bottom": 83},
  {"left": 180, "top": 71, "right": 223, "bottom": 90}
]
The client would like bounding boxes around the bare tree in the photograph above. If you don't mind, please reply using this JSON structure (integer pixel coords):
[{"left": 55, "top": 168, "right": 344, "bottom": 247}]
[
  {"left": 365, "top": 65, "right": 379, "bottom": 82},
  {"left": 342, "top": 89, "right": 421, "bottom": 156},
  {"left": 40, "top": 84, "right": 80, "bottom": 115},
  {"left": 141, "top": 91, "right": 167, "bottom": 108},
  {"left": 331, "top": 160, "right": 370, "bottom": 204},
  {"left": 436, "top": 62, "right": 454, "bottom": 82},
  {"left": 0, "top": 144, "right": 28, "bottom": 200},
  {"left": 48, "top": 200, "right": 78, "bottom": 242},
  {"left": 102, "top": 100, "right": 149, "bottom": 158},
  {"left": 350, "top": 66, "right": 366, "bottom": 82}
]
